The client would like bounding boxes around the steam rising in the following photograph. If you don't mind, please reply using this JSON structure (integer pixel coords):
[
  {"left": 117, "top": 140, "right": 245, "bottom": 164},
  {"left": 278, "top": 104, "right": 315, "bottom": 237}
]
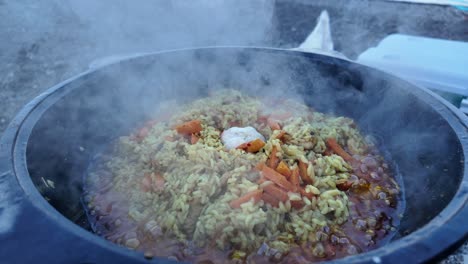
[
  {"left": 19, "top": 0, "right": 278, "bottom": 232},
  {"left": 3, "top": 0, "right": 462, "bottom": 257},
  {"left": 65, "top": 0, "right": 276, "bottom": 61}
]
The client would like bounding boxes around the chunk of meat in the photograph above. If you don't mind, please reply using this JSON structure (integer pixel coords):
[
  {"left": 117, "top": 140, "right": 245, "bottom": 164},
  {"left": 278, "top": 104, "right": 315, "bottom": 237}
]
[
  {"left": 276, "top": 130, "right": 288, "bottom": 142},
  {"left": 267, "top": 118, "right": 281, "bottom": 130},
  {"left": 290, "top": 199, "right": 305, "bottom": 210},
  {"left": 336, "top": 180, "right": 353, "bottom": 191},
  {"left": 135, "top": 127, "right": 150, "bottom": 142},
  {"left": 141, "top": 173, "right": 152, "bottom": 192},
  {"left": 141, "top": 173, "right": 165, "bottom": 192},
  {"left": 152, "top": 174, "right": 165, "bottom": 192}
]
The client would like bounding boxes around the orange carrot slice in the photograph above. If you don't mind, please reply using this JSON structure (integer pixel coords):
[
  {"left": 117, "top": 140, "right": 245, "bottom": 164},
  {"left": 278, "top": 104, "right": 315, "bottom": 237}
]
[
  {"left": 191, "top": 134, "right": 200, "bottom": 144},
  {"left": 259, "top": 179, "right": 289, "bottom": 202},
  {"left": 255, "top": 162, "right": 266, "bottom": 171},
  {"left": 261, "top": 166, "right": 297, "bottom": 192},
  {"left": 276, "top": 161, "right": 292, "bottom": 178},
  {"left": 229, "top": 189, "right": 263, "bottom": 209},
  {"left": 299, "top": 161, "right": 313, "bottom": 185},
  {"left": 326, "top": 138, "right": 355, "bottom": 162},
  {"left": 236, "top": 138, "right": 266, "bottom": 153},
  {"left": 268, "top": 146, "right": 280, "bottom": 169},
  {"left": 266, "top": 186, "right": 289, "bottom": 202},
  {"left": 290, "top": 167, "right": 300, "bottom": 188},
  {"left": 258, "top": 177, "right": 266, "bottom": 184},
  {"left": 262, "top": 192, "right": 280, "bottom": 207},
  {"left": 175, "top": 120, "right": 202, "bottom": 135}
]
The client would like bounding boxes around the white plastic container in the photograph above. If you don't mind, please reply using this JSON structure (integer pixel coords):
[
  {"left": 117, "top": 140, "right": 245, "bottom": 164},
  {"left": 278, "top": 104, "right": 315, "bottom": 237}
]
[{"left": 357, "top": 34, "right": 468, "bottom": 97}]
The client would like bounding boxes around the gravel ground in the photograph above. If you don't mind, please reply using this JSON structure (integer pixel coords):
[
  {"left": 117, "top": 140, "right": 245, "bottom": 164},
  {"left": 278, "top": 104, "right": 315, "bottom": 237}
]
[{"left": 0, "top": 0, "right": 466, "bottom": 262}]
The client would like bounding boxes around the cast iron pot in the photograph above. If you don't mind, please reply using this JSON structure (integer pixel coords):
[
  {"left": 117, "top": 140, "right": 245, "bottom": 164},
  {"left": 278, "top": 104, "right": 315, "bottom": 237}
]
[{"left": 0, "top": 47, "right": 467, "bottom": 263}]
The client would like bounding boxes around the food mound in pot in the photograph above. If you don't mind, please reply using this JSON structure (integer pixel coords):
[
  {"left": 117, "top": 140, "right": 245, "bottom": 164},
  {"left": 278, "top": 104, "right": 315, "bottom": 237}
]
[{"left": 84, "top": 90, "right": 403, "bottom": 263}]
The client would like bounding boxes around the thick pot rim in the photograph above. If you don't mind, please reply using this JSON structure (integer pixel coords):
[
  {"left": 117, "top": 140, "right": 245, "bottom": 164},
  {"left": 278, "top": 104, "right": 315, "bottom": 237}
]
[{"left": 2, "top": 46, "right": 467, "bottom": 263}]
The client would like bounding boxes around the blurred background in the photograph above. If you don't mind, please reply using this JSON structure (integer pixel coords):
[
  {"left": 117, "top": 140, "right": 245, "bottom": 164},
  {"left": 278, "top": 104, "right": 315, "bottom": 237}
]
[{"left": 0, "top": 0, "right": 467, "bottom": 262}]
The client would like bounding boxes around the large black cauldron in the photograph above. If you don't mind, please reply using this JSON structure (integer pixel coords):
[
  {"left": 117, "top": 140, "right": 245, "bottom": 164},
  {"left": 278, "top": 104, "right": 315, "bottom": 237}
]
[{"left": 0, "top": 47, "right": 466, "bottom": 263}]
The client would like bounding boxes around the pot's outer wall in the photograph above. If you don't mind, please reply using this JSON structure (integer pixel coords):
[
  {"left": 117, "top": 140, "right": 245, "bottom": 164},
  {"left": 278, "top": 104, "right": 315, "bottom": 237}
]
[{"left": 0, "top": 47, "right": 466, "bottom": 263}]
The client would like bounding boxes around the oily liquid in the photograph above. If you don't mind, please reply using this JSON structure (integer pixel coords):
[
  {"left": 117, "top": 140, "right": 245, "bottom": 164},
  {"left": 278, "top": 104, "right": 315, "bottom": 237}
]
[{"left": 82, "top": 143, "right": 405, "bottom": 263}]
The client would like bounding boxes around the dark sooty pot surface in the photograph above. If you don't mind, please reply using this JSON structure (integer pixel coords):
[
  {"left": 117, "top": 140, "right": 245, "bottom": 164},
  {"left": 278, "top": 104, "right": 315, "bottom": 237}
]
[{"left": 0, "top": 47, "right": 466, "bottom": 263}]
